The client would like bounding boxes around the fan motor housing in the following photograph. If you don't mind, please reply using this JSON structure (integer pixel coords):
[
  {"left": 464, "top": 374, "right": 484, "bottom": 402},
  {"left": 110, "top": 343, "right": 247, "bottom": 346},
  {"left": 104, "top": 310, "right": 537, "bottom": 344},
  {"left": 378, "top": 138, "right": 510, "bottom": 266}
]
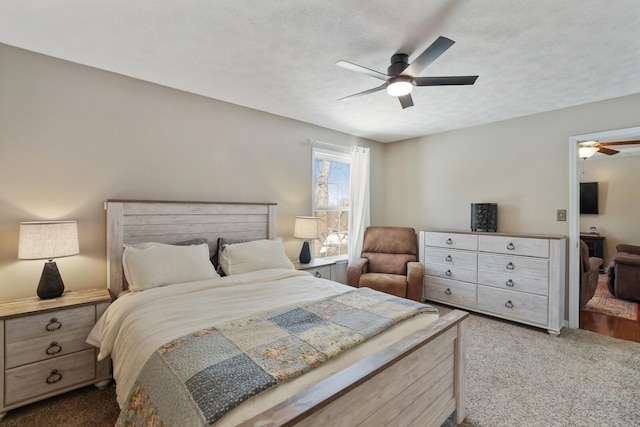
[{"left": 388, "top": 53, "right": 409, "bottom": 76}]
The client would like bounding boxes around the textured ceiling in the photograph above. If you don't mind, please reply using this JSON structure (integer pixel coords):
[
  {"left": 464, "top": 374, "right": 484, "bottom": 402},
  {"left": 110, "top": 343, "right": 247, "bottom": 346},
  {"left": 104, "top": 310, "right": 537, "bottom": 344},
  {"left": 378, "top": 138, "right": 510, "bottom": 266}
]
[{"left": 1, "top": 1, "right": 640, "bottom": 143}]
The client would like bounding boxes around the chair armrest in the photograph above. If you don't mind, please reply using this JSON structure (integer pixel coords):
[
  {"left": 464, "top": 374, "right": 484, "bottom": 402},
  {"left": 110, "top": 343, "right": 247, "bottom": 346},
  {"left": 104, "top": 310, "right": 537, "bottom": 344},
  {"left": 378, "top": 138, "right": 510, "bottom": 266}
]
[
  {"left": 406, "top": 261, "right": 424, "bottom": 302},
  {"left": 347, "top": 258, "right": 368, "bottom": 287},
  {"left": 616, "top": 244, "right": 640, "bottom": 256},
  {"left": 612, "top": 254, "right": 640, "bottom": 267},
  {"left": 588, "top": 257, "right": 603, "bottom": 272}
]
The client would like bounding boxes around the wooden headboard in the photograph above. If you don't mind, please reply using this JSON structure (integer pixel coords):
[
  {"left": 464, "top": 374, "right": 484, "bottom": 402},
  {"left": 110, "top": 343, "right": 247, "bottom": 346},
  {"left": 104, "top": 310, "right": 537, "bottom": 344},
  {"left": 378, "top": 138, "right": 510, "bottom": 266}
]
[{"left": 105, "top": 200, "right": 277, "bottom": 299}]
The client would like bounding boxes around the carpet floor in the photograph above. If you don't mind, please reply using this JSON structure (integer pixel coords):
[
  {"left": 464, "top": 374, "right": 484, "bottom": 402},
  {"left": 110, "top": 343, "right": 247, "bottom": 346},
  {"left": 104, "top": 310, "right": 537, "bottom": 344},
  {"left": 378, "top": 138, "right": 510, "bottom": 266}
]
[{"left": 3, "top": 308, "right": 639, "bottom": 427}]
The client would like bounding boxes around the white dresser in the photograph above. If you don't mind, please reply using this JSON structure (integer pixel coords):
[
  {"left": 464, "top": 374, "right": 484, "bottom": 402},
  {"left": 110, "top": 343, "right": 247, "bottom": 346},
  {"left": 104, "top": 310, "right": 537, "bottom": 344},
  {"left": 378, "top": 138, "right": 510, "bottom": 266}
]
[{"left": 420, "top": 230, "right": 566, "bottom": 335}]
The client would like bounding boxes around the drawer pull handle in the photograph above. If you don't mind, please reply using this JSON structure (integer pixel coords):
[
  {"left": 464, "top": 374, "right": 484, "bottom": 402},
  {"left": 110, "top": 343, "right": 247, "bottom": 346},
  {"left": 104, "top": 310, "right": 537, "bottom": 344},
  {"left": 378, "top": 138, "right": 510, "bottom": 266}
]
[
  {"left": 506, "top": 279, "right": 515, "bottom": 287},
  {"left": 46, "top": 369, "right": 63, "bottom": 384},
  {"left": 315, "top": 271, "right": 321, "bottom": 278},
  {"left": 445, "top": 238, "right": 453, "bottom": 245},
  {"left": 445, "top": 255, "right": 452, "bottom": 262},
  {"left": 46, "top": 318, "right": 62, "bottom": 332},
  {"left": 506, "top": 262, "right": 515, "bottom": 270},
  {"left": 507, "top": 242, "right": 515, "bottom": 251},
  {"left": 445, "top": 269, "right": 452, "bottom": 277},
  {"left": 505, "top": 300, "right": 514, "bottom": 309},
  {"left": 445, "top": 288, "right": 452, "bottom": 295},
  {"left": 46, "top": 342, "right": 62, "bottom": 355}
]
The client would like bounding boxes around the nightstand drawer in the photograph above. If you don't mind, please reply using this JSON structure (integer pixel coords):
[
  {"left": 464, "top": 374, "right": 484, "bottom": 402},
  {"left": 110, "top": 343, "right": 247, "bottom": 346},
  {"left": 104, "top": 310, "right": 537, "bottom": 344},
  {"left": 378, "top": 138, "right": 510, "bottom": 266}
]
[
  {"left": 4, "top": 349, "right": 95, "bottom": 405},
  {"left": 5, "top": 326, "right": 94, "bottom": 369},
  {"left": 5, "top": 305, "right": 95, "bottom": 343},
  {"left": 305, "top": 265, "right": 332, "bottom": 279}
]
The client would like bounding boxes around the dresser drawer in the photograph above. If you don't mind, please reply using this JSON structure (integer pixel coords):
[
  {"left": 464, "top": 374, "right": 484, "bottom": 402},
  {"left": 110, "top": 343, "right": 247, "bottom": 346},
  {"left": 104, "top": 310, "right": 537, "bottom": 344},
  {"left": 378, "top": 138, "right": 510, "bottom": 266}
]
[
  {"left": 4, "top": 349, "right": 96, "bottom": 405},
  {"left": 5, "top": 305, "right": 95, "bottom": 343},
  {"left": 479, "top": 235, "right": 549, "bottom": 258},
  {"left": 424, "top": 247, "right": 477, "bottom": 268},
  {"left": 477, "top": 285, "right": 548, "bottom": 325},
  {"left": 5, "top": 326, "right": 94, "bottom": 369},
  {"left": 424, "top": 277, "right": 477, "bottom": 308},
  {"left": 478, "top": 253, "right": 549, "bottom": 279},
  {"left": 477, "top": 270, "right": 549, "bottom": 296},
  {"left": 425, "top": 264, "right": 477, "bottom": 284},
  {"left": 424, "top": 232, "right": 478, "bottom": 251}
]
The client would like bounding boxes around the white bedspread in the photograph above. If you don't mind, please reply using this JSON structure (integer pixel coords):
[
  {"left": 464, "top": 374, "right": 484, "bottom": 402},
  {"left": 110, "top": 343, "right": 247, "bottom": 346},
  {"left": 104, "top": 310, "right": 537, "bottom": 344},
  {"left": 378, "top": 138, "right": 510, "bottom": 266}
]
[{"left": 87, "top": 268, "right": 353, "bottom": 408}]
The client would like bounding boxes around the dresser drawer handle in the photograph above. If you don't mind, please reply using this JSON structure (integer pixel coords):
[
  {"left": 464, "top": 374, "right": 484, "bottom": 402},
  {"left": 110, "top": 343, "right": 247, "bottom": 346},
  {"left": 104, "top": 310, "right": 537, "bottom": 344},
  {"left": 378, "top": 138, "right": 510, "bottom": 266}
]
[
  {"left": 315, "top": 271, "right": 321, "bottom": 278},
  {"left": 445, "top": 269, "right": 452, "bottom": 277},
  {"left": 506, "top": 262, "right": 515, "bottom": 270},
  {"left": 505, "top": 300, "right": 514, "bottom": 309},
  {"left": 46, "top": 318, "right": 62, "bottom": 332},
  {"left": 445, "top": 255, "right": 452, "bottom": 262},
  {"left": 507, "top": 242, "right": 515, "bottom": 251},
  {"left": 506, "top": 279, "right": 515, "bottom": 287},
  {"left": 46, "top": 369, "right": 63, "bottom": 384},
  {"left": 445, "top": 238, "right": 453, "bottom": 245},
  {"left": 46, "top": 342, "right": 62, "bottom": 356},
  {"left": 445, "top": 288, "right": 452, "bottom": 295}
]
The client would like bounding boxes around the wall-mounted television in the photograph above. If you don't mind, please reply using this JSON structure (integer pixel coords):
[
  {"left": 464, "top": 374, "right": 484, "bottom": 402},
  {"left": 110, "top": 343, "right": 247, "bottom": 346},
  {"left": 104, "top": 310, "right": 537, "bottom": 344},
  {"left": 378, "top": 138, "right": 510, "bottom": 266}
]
[{"left": 580, "top": 182, "right": 599, "bottom": 215}]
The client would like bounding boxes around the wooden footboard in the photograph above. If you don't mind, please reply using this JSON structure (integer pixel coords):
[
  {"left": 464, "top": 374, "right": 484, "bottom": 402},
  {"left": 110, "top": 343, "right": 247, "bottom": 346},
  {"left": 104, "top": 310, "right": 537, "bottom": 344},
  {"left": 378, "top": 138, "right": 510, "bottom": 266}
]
[{"left": 240, "top": 310, "right": 468, "bottom": 427}]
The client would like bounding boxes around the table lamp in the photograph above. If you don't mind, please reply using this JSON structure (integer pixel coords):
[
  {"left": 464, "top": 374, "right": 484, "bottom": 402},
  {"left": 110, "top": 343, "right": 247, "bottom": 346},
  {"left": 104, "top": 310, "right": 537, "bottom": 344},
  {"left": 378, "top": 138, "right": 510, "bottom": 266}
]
[
  {"left": 18, "top": 221, "right": 79, "bottom": 299},
  {"left": 294, "top": 216, "right": 319, "bottom": 264}
]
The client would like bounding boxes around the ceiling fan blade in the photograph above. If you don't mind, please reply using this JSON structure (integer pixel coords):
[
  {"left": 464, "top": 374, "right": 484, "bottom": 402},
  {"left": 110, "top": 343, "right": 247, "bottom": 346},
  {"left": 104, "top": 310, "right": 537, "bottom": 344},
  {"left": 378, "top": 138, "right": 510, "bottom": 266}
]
[
  {"left": 414, "top": 76, "right": 478, "bottom": 86},
  {"left": 400, "top": 36, "right": 455, "bottom": 77},
  {"left": 599, "top": 140, "right": 640, "bottom": 146},
  {"left": 335, "top": 60, "right": 388, "bottom": 81},
  {"left": 597, "top": 147, "right": 619, "bottom": 155},
  {"left": 338, "top": 83, "right": 387, "bottom": 101},
  {"left": 399, "top": 94, "right": 414, "bottom": 109}
]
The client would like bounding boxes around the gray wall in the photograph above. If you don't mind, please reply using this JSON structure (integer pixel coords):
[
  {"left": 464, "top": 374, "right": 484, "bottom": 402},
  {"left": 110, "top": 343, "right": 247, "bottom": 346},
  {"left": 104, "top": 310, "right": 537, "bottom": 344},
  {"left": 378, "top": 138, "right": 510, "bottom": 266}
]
[{"left": 0, "top": 44, "right": 384, "bottom": 300}]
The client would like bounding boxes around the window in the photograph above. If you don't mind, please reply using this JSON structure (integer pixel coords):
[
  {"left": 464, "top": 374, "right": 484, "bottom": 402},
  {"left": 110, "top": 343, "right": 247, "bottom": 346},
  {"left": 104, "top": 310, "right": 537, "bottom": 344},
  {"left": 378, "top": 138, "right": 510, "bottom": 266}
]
[{"left": 312, "top": 148, "right": 350, "bottom": 258}]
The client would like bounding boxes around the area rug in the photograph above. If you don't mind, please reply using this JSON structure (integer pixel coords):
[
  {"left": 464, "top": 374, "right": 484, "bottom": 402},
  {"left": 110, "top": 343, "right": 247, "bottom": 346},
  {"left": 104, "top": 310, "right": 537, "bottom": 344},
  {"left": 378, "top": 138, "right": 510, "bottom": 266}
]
[{"left": 585, "top": 275, "right": 639, "bottom": 321}]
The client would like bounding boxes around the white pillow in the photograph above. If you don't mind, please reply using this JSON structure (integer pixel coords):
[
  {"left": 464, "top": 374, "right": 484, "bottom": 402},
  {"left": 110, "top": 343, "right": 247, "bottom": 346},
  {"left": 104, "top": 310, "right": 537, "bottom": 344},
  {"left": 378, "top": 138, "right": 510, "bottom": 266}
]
[
  {"left": 123, "top": 242, "right": 219, "bottom": 291},
  {"left": 218, "top": 239, "right": 294, "bottom": 275}
]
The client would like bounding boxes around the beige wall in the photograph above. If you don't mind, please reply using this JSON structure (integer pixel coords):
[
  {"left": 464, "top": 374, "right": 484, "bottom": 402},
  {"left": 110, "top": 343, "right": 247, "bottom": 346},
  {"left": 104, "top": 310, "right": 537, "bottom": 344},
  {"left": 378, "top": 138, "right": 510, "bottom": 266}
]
[
  {"left": 580, "top": 155, "right": 640, "bottom": 266},
  {"left": 383, "top": 93, "right": 640, "bottom": 236},
  {"left": 0, "top": 44, "right": 384, "bottom": 300}
]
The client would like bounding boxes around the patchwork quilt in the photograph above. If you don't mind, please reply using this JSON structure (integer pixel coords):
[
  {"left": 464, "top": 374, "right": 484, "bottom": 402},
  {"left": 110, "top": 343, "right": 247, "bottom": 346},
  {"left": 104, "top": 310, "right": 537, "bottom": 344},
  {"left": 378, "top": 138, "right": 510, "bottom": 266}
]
[{"left": 116, "top": 288, "right": 437, "bottom": 426}]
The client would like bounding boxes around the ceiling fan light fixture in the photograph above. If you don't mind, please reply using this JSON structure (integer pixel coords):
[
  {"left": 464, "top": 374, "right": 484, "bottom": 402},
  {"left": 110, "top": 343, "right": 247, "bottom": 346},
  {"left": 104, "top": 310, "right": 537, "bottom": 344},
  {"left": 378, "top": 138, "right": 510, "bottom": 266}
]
[
  {"left": 579, "top": 146, "right": 599, "bottom": 159},
  {"left": 387, "top": 77, "right": 413, "bottom": 96}
]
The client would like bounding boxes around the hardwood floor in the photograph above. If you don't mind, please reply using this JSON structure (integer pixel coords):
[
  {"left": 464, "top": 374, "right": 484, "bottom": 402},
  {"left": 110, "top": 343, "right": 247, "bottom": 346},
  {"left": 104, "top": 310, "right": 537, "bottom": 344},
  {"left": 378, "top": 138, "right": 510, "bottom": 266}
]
[{"left": 580, "top": 309, "right": 640, "bottom": 343}]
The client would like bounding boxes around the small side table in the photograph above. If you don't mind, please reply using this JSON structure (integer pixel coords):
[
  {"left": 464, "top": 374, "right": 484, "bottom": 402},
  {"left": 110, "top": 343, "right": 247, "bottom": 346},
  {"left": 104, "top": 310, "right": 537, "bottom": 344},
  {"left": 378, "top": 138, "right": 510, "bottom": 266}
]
[{"left": 294, "top": 258, "right": 337, "bottom": 281}]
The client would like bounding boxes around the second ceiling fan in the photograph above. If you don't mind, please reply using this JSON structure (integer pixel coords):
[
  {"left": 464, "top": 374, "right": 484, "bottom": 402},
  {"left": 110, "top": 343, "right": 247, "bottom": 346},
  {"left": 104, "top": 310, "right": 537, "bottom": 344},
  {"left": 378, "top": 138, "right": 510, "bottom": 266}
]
[
  {"left": 579, "top": 140, "right": 640, "bottom": 156},
  {"left": 336, "top": 36, "right": 478, "bottom": 109}
]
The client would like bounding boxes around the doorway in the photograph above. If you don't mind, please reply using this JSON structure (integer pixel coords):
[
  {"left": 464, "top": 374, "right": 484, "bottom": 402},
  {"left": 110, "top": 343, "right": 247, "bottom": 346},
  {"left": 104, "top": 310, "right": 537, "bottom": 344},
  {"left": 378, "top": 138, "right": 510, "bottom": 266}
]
[{"left": 568, "top": 125, "right": 640, "bottom": 341}]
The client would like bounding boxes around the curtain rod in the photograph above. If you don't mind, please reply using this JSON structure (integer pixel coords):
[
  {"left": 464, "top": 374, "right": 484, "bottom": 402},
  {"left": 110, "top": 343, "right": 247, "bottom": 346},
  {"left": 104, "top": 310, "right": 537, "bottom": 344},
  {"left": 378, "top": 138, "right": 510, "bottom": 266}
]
[{"left": 306, "top": 138, "right": 352, "bottom": 153}]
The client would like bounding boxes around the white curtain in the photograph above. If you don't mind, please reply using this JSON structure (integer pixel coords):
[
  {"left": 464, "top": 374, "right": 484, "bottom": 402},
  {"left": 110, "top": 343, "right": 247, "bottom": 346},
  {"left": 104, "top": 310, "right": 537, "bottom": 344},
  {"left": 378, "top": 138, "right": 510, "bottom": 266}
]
[{"left": 348, "top": 146, "right": 370, "bottom": 263}]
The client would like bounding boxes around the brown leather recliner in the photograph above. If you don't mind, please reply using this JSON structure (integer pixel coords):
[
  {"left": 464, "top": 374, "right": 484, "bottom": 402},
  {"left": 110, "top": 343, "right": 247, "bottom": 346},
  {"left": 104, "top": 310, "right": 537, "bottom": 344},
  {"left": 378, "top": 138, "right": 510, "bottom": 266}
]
[
  {"left": 607, "top": 243, "right": 640, "bottom": 302},
  {"left": 347, "top": 226, "right": 424, "bottom": 301},
  {"left": 579, "top": 240, "right": 603, "bottom": 308}
]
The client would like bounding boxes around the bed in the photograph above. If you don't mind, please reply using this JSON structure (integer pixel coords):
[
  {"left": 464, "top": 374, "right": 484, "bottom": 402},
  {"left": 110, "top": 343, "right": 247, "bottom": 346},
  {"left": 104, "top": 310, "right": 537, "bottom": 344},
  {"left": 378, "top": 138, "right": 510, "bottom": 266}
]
[{"left": 91, "top": 199, "right": 468, "bottom": 426}]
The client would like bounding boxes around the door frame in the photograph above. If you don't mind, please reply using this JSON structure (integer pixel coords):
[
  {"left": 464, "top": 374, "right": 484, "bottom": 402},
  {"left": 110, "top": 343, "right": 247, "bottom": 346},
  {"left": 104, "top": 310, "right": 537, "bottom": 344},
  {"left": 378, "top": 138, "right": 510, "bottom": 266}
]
[{"left": 567, "top": 125, "right": 640, "bottom": 328}]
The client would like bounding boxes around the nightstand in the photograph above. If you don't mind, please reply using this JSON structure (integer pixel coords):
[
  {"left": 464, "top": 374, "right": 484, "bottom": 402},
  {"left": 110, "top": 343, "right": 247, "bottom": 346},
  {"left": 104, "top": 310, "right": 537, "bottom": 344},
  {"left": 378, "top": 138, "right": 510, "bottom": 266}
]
[
  {"left": 0, "top": 288, "right": 111, "bottom": 419},
  {"left": 294, "top": 258, "right": 337, "bottom": 280}
]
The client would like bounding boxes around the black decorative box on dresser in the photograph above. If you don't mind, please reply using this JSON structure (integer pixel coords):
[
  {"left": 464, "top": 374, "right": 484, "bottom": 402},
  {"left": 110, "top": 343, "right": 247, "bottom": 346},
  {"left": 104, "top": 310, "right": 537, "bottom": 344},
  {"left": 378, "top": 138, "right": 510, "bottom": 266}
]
[
  {"left": 0, "top": 288, "right": 111, "bottom": 419},
  {"left": 420, "top": 230, "right": 566, "bottom": 335}
]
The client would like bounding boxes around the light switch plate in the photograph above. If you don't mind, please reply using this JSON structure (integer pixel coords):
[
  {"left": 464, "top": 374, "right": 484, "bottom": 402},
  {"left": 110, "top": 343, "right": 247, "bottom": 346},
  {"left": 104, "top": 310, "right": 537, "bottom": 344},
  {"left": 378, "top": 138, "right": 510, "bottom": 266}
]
[{"left": 557, "top": 209, "right": 567, "bottom": 221}]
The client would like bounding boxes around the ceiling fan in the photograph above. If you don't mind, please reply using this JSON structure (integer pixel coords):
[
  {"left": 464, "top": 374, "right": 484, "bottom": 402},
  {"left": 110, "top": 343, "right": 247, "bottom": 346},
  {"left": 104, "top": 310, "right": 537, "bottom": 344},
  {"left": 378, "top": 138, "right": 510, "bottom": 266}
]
[
  {"left": 578, "top": 139, "right": 640, "bottom": 157},
  {"left": 336, "top": 36, "right": 478, "bottom": 109}
]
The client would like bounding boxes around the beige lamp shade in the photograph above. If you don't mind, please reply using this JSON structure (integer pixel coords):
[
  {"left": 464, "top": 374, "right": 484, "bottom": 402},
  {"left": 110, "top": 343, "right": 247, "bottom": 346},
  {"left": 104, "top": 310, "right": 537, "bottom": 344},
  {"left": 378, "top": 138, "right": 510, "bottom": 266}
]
[
  {"left": 294, "top": 216, "right": 320, "bottom": 240},
  {"left": 18, "top": 221, "right": 79, "bottom": 260}
]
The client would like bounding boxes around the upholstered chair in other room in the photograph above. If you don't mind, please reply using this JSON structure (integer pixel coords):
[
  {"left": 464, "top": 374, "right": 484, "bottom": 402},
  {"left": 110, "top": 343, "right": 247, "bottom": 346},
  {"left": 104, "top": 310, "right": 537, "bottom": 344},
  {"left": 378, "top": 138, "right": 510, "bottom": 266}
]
[
  {"left": 607, "top": 243, "right": 640, "bottom": 302},
  {"left": 579, "top": 240, "right": 603, "bottom": 308},
  {"left": 347, "top": 226, "right": 424, "bottom": 301}
]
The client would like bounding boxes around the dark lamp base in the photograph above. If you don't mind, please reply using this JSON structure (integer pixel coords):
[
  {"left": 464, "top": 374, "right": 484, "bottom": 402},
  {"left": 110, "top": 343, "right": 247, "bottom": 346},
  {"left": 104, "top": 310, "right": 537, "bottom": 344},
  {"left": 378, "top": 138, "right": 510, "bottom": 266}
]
[
  {"left": 37, "top": 261, "right": 65, "bottom": 299},
  {"left": 299, "top": 241, "right": 312, "bottom": 264}
]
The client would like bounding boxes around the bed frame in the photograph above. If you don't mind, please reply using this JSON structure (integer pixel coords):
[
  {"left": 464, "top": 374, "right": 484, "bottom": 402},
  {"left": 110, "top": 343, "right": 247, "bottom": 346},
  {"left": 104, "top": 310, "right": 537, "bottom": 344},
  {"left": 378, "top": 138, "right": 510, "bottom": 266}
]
[{"left": 105, "top": 199, "right": 468, "bottom": 426}]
